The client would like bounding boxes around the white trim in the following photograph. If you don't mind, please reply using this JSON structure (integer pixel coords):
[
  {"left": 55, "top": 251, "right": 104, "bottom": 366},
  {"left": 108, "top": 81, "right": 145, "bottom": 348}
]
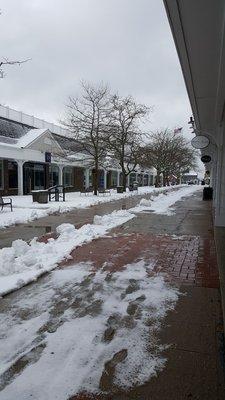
[
  {"left": 0, "top": 105, "right": 70, "bottom": 136},
  {"left": 0, "top": 159, "right": 4, "bottom": 190}
]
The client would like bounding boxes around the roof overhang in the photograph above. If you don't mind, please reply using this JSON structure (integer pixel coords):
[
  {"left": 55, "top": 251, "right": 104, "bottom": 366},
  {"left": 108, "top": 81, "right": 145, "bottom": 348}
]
[{"left": 163, "top": 0, "right": 225, "bottom": 146}]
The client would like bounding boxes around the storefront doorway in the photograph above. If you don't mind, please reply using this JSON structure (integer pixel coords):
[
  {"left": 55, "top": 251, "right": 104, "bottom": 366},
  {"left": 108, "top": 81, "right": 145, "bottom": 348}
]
[{"left": 23, "top": 163, "right": 46, "bottom": 194}]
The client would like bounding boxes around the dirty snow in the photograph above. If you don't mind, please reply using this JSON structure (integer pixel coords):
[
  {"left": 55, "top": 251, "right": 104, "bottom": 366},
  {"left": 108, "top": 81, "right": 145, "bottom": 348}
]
[{"left": 0, "top": 260, "right": 179, "bottom": 399}]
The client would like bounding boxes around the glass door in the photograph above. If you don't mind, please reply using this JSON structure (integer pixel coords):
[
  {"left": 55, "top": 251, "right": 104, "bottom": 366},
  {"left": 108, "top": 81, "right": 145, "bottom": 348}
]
[{"left": 34, "top": 164, "right": 45, "bottom": 190}]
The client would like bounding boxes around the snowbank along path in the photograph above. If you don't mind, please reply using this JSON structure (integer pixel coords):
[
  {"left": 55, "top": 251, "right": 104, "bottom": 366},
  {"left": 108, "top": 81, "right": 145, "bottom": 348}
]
[{"left": 0, "top": 184, "right": 191, "bottom": 229}]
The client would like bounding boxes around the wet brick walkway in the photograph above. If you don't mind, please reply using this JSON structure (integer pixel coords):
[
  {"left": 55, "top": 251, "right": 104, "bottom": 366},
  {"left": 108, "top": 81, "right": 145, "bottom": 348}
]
[
  {"left": 65, "top": 191, "right": 224, "bottom": 400},
  {"left": 63, "top": 232, "right": 219, "bottom": 288}
]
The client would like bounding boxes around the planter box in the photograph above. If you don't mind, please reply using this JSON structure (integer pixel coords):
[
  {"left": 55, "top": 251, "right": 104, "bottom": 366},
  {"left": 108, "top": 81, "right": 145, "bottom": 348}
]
[{"left": 31, "top": 190, "right": 49, "bottom": 204}]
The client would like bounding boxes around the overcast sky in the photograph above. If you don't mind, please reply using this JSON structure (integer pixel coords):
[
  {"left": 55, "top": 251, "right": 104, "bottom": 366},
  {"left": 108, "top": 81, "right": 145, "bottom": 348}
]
[{"left": 1, "top": 0, "right": 194, "bottom": 141}]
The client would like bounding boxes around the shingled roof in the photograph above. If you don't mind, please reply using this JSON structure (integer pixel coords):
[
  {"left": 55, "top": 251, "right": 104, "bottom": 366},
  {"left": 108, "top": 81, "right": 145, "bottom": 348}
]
[
  {"left": 0, "top": 118, "right": 31, "bottom": 139},
  {"left": 0, "top": 116, "right": 88, "bottom": 155},
  {"left": 52, "top": 132, "right": 86, "bottom": 153}
]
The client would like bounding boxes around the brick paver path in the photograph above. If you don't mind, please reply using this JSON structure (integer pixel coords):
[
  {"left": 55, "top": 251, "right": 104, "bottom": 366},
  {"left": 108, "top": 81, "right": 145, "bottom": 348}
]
[{"left": 63, "top": 191, "right": 223, "bottom": 400}]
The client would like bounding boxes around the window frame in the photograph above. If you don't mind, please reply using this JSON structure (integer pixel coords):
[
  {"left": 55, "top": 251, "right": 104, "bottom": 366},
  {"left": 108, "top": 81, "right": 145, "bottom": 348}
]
[
  {"left": 63, "top": 166, "right": 73, "bottom": 187},
  {"left": 0, "top": 159, "right": 4, "bottom": 190}
]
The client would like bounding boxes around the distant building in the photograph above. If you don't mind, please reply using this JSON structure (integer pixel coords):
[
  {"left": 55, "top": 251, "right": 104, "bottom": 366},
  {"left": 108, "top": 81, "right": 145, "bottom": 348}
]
[{"left": 181, "top": 171, "right": 199, "bottom": 184}]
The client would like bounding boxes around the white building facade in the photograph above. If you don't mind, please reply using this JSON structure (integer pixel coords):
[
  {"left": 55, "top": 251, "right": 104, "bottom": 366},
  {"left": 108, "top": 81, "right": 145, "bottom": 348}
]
[{"left": 0, "top": 106, "right": 156, "bottom": 196}]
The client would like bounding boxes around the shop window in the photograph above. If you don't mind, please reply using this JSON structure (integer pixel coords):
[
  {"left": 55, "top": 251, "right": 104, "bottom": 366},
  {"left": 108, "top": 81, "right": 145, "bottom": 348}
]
[
  {"left": 98, "top": 171, "right": 104, "bottom": 188},
  {"left": 63, "top": 167, "right": 73, "bottom": 187},
  {"left": 111, "top": 171, "right": 117, "bottom": 187},
  {"left": 89, "top": 170, "right": 93, "bottom": 187},
  {"left": 149, "top": 175, "right": 154, "bottom": 185},
  {"left": 143, "top": 174, "right": 149, "bottom": 186},
  {"left": 34, "top": 164, "right": 45, "bottom": 190},
  {"left": 0, "top": 160, "right": 3, "bottom": 189},
  {"left": 8, "top": 161, "right": 18, "bottom": 189},
  {"left": 129, "top": 173, "right": 136, "bottom": 185},
  {"left": 49, "top": 165, "right": 59, "bottom": 186}
]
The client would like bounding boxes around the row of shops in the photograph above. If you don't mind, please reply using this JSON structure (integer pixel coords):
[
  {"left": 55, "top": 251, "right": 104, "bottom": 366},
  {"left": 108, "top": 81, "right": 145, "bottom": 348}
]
[
  {"left": 0, "top": 159, "right": 155, "bottom": 196},
  {"left": 0, "top": 106, "right": 156, "bottom": 196}
]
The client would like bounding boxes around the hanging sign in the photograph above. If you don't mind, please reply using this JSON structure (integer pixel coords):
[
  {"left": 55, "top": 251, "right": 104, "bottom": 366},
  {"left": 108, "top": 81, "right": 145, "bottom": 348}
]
[
  {"left": 201, "top": 155, "right": 211, "bottom": 163},
  {"left": 191, "top": 135, "right": 210, "bottom": 149}
]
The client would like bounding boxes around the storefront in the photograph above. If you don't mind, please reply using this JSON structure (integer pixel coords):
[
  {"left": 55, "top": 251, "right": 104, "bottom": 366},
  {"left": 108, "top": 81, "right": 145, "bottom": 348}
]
[
  {"left": 106, "top": 170, "right": 118, "bottom": 188},
  {"left": 23, "top": 162, "right": 49, "bottom": 195},
  {"left": 0, "top": 109, "right": 156, "bottom": 196},
  {"left": 0, "top": 159, "right": 18, "bottom": 196}
]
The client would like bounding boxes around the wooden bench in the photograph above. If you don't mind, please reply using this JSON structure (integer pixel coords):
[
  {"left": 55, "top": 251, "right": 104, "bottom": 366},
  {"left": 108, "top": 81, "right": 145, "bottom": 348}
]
[{"left": 0, "top": 196, "right": 13, "bottom": 212}]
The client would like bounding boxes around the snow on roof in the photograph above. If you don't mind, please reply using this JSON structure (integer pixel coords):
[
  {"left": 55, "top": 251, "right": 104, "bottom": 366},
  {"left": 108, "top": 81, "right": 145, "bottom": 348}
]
[
  {"left": 17, "top": 128, "right": 49, "bottom": 148},
  {"left": 0, "top": 118, "right": 31, "bottom": 139}
]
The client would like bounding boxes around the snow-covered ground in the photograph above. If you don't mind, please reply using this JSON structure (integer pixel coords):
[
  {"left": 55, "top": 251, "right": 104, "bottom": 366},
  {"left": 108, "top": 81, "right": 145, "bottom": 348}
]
[
  {"left": 0, "top": 184, "right": 201, "bottom": 296},
  {"left": 0, "top": 184, "right": 187, "bottom": 229},
  {"left": 0, "top": 260, "right": 179, "bottom": 399}
]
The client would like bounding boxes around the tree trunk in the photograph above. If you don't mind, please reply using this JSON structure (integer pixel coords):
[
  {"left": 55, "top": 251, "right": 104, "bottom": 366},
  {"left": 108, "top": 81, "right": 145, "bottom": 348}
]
[
  {"left": 122, "top": 171, "right": 127, "bottom": 192},
  {"left": 155, "top": 172, "right": 161, "bottom": 187},
  {"left": 93, "top": 161, "right": 99, "bottom": 196}
]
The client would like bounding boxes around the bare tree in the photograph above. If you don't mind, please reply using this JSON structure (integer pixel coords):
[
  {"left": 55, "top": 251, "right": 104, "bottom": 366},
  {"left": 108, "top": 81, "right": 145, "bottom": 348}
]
[
  {"left": 0, "top": 7, "right": 30, "bottom": 77},
  {"left": 0, "top": 9, "right": 30, "bottom": 78},
  {"left": 142, "top": 129, "right": 198, "bottom": 186},
  {"left": 0, "top": 58, "right": 30, "bottom": 78},
  {"left": 105, "top": 95, "right": 149, "bottom": 191},
  {"left": 63, "top": 81, "right": 111, "bottom": 195}
]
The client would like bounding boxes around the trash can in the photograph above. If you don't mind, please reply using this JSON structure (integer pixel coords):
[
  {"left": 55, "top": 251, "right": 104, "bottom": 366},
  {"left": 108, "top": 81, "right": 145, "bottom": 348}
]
[
  {"left": 133, "top": 182, "right": 138, "bottom": 191},
  {"left": 31, "top": 190, "right": 49, "bottom": 204},
  {"left": 203, "top": 187, "right": 213, "bottom": 200},
  {"left": 117, "top": 186, "right": 124, "bottom": 193}
]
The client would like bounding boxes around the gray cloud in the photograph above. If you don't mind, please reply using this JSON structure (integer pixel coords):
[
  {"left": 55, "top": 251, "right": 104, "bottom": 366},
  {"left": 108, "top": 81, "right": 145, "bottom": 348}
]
[{"left": 0, "top": 0, "right": 193, "bottom": 140}]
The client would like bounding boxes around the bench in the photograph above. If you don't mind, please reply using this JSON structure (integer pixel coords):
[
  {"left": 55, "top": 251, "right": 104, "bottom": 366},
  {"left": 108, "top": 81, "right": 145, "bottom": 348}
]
[
  {"left": 48, "top": 185, "right": 65, "bottom": 202},
  {"left": 0, "top": 196, "right": 13, "bottom": 211},
  {"left": 129, "top": 185, "right": 138, "bottom": 192},
  {"left": 98, "top": 188, "right": 111, "bottom": 196},
  {"left": 80, "top": 187, "right": 93, "bottom": 196}
]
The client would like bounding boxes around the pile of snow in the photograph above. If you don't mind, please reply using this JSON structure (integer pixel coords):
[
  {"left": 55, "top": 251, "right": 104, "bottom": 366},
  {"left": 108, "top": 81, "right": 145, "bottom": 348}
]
[
  {"left": 134, "top": 184, "right": 202, "bottom": 215},
  {"left": 139, "top": 198, "right": 152, "bottom": 207},
  {"left": 0, "top": 260, "right": 179, "bottom": 399},
  {"left": 93, "top": 209, "right": 133, "bottom": 229},
  {"left": 0, "top": 208, "right": 51, "bottom": 229},
  {"left": 0, "top": 210, "right": 135, "bottom": 296}
]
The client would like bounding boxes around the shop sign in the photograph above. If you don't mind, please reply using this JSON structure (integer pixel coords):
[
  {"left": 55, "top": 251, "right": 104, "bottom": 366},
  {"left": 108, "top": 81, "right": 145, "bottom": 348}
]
[
  {"left": 191, "top": 135, "right": 210, "bottom": 149},
  {"left": 201, "top": 155, "right": 211, "bottom": 163}
]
